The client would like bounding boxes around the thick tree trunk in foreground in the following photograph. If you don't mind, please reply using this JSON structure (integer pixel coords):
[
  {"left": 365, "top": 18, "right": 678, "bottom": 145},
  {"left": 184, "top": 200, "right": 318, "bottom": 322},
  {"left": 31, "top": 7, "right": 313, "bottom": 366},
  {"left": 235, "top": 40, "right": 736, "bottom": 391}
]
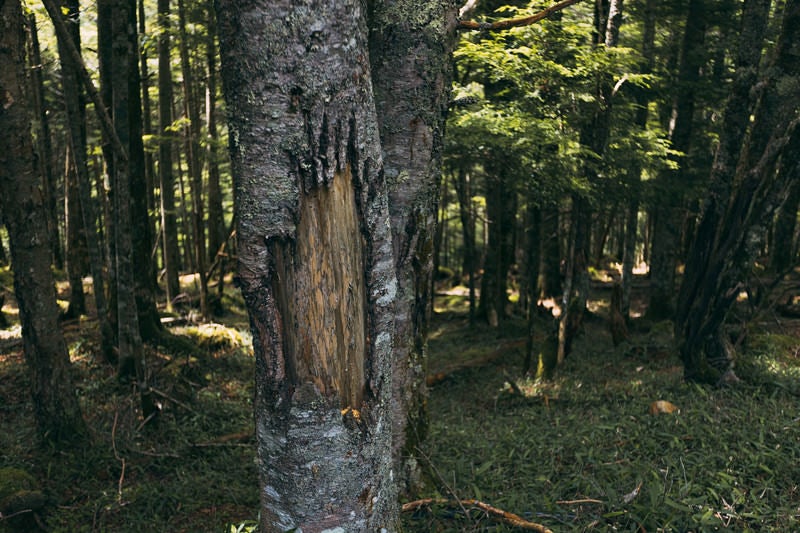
[
  {"left": 217, "top": 1, "right": 398, "bottom": 529},
  {"left": 0, "top": 0, "right": 86, "bottom": 444}
]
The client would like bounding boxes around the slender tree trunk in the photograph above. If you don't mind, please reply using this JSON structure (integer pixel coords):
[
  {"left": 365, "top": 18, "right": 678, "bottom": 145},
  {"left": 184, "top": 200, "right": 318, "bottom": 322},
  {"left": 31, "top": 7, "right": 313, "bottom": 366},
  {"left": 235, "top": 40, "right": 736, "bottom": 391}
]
[
  {"left": 479, "top": 165, "right": 516, "bottom": 326},
  {"left": 523, "top": 192, "right": 542, "bottom": 375},
  {"left": 676, "top": 0, "right": 791, "bottom": 383},
  {"left": 27, "top": 13, "right": 63, "bottom": 270},
  {"left": 205, "top": 1, "right": 226, "bottom": 277},
  {"left": 177, "top": 0, "right": 208, "bottom": 319},
  {"left": 217, "top": 1, "right": 399, "bottom": 528},
  {"left": 621, "top": 0, "right": 655, "bottom": 319},
  {"left": 64, "top": 149, "right": 88, "bottom": 318},
  {"left": 110, "top": 0, "right": 156, "bottom": 419},
  {"left": 59, "top": 0, "right": 89, "bottom": 320},
  {"left": 129, "top": 3, "right": 162, "bottom": 342},
  {"left": 1, "top": 0, "right": 87, "bottom": 444},
  {"left": 455, "top": 168, "right": 477, "bottom": 323},
  {"left": 54, "top": 0, "right": 116, "bottom": 359},
  {"left": 647, "top": 0, "right": 707, "bottom": 320},
  {"left": 138, "top": 0, "right": 157, "bottom": 227},
  {"left": 538, "top": 204, "right": 561, "bottom": 301},
  {"left": 157, "top": 0, "right": 181, "bottom": 308}
]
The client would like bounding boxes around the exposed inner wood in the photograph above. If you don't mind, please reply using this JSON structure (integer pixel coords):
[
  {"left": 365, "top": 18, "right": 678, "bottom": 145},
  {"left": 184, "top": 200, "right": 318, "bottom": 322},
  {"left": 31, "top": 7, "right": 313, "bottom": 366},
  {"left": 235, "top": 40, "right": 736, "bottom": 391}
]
[{"left": 274, "top": 166, "right": 367, "bottom": 408}]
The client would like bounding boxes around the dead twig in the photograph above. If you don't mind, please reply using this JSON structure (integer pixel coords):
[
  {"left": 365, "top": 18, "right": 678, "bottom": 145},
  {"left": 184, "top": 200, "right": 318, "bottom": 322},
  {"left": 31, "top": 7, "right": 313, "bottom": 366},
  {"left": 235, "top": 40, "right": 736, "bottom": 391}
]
[
  {"left": 111, "top": 411, "right": 126, "bottom": 503},
  {"left": 402, "top": 498, "right": 554, "bottom": 532},
  {"left": 556, "top": 498, "right": 604, "bottom": 505}
]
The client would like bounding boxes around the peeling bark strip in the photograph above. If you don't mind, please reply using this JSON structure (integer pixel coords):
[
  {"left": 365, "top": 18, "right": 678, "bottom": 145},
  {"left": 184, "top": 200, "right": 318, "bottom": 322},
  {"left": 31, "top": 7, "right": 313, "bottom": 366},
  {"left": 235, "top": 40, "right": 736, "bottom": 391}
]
[{"left": 216, "top": 0, "right": 398, "bottom": 530}]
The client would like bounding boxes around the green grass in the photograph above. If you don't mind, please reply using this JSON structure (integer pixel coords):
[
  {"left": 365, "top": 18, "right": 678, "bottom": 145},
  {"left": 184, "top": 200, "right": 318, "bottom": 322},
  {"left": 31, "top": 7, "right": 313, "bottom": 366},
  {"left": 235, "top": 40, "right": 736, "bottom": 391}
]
[
  {"left": 0, "top": 314, "right": 259, "bottom": 532},
  {"left": 4, "top": 282, "right": 800, "bottom": 532},
  {"left": 403, "top": 302, "right": 800, "bottom": 531}
]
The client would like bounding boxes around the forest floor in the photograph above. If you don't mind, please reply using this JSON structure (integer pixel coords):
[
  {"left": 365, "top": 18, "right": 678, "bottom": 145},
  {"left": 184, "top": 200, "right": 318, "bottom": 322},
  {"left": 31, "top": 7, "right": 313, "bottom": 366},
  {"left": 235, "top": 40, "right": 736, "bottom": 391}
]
[{"left": 2, "top": 269, "right": 800, "bottom": 531}]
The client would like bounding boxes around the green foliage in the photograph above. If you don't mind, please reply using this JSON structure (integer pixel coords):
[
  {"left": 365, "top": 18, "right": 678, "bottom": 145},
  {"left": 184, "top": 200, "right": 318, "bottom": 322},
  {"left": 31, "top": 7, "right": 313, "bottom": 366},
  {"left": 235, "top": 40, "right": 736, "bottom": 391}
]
[{"left": 446, "top": 1, "right": 678, "bottom": 213}]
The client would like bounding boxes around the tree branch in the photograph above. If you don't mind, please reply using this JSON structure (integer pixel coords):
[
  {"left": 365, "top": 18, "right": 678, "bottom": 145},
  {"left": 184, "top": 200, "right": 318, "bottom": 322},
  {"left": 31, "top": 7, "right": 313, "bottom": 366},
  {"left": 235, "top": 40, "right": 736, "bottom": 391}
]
[
  {"left": 40, "top": 0, "right": 128, "bottom": 162},
  {"left": 458, "top": 0, "right": 584, "bottom": 31},
  {"left": 402, "top": 498, "right": 554, "bottom": 532}
]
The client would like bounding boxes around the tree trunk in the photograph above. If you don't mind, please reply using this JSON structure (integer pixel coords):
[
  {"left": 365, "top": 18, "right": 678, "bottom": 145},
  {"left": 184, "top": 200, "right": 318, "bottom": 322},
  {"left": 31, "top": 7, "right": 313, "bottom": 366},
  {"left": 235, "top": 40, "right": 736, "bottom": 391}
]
[
  {"left": 0, "top": 0, "right": 87, "bottom": 444},
  {"left": 217, "top": 1, "right": 399, "bottom": 528},
  {"left": 455, "top": 168, "right": 477, "bottom": 323},
  {"left": 138, "top": 0, "right": 157, "bottom": 226},
  {"left": 621, "top": 0, "right": 655, "bottom": 319},
  {"left": 675, "top": 0, "right": 780, "bottom": 383},
  {"left": 53, "top": 0, "right": 116, "bottom": 359},
  {"left": 110, "top": 0, "right": 156, "bottom": 419},
  {"left": 479, "top": 165, "right": 516, "bottom": 326},
  {"left": 157, "top": 0, "right": 181, "bottom": 308},
  {"left": 647, "top": 0, "right": 707, "bottom": 320},
  {"left": 177, "top": 0, "right": 208, "bottom": 319},
  {"left": 128, "top": 3, "right": 162, "bottom": 342},
  {"left": 64, "top": 149, "right": 88, "bottom": 318},
  {"left": 538, "top": 204, "right": 561, "bottom": 301},
  {"left": 26, "top": 13, "right": 63, "bottom": 270},
  {"left": 205, "top": 1, "right": 226, "bottom": 278},
  {"left": 368, "top": 0, "right": 458, "bottom": 496}
]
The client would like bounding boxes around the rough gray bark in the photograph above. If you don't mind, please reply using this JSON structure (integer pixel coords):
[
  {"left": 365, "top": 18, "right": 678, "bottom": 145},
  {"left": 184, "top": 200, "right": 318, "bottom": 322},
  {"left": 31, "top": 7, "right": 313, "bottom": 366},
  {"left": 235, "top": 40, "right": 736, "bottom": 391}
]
[
  {"left": 217, "top": 1, "right": 398, "bottom": 529},
  {"left": 368, "top": 0, "right": 459, "bottom": 496},
  {"left": 1, "top": 0, "right": 87, "bottom": 444}
]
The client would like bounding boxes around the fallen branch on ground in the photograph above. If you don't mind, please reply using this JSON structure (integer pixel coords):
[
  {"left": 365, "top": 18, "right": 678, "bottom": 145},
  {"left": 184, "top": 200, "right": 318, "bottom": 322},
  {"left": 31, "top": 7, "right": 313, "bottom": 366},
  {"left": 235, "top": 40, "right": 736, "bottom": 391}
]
[{"left": 402, "top": 498, "right": 553, "bottom": 532}]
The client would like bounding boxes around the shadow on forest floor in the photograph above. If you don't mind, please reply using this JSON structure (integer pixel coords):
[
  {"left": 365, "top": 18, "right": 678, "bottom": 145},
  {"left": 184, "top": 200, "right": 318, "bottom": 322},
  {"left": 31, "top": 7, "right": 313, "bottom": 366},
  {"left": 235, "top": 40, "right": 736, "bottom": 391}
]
[{"left": 2, "top": 268, "right": 800, "bottom": 531}]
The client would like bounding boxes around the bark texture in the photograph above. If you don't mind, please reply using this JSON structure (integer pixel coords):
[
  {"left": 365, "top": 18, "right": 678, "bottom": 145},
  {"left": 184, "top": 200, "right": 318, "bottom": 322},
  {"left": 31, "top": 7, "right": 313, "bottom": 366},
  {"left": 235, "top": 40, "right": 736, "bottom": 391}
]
[
  {"left": 0, "top": 0, "right": 87, "bottom": 444},
  {"left": 368, "top": 0, "right": 459, "bottom": 495},
  {"left": 217, "top": 1, "right": 398, "bottom": 529}
]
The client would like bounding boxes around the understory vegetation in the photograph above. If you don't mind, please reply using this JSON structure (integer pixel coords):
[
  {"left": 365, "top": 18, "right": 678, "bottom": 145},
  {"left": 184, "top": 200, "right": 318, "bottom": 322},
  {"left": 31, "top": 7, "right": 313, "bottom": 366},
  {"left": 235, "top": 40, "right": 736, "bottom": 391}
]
[{"left": 3, "top": 274, "right": 800, "bottom": 531}]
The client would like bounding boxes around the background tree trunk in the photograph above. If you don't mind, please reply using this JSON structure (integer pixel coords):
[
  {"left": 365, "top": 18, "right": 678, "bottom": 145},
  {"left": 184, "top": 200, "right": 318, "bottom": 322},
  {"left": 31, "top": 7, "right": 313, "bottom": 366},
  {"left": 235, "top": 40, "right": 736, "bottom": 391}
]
[
  {"left": 675, "top": 0, "right": 789, "bottom": 383},
  {"left": 368, "top": 0, "right": 459, "bottom": 496},
  {"left": 177, "top": 0, "right": 208, "bottom": 319},
  {"left": 0, "top": 0, "right": 87, "bottom": 444},
  {"left": 158, "top": 0, "right": 181, "bottom": 308},
  {"left": 647, "top": 0, "right": 707, "bottom": 320},
  {"left": 26, "top": 13, "right": 63, "bottom": 270},
  {"left": 217, "top": 0, "right": 399, "bottom": 528}
]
